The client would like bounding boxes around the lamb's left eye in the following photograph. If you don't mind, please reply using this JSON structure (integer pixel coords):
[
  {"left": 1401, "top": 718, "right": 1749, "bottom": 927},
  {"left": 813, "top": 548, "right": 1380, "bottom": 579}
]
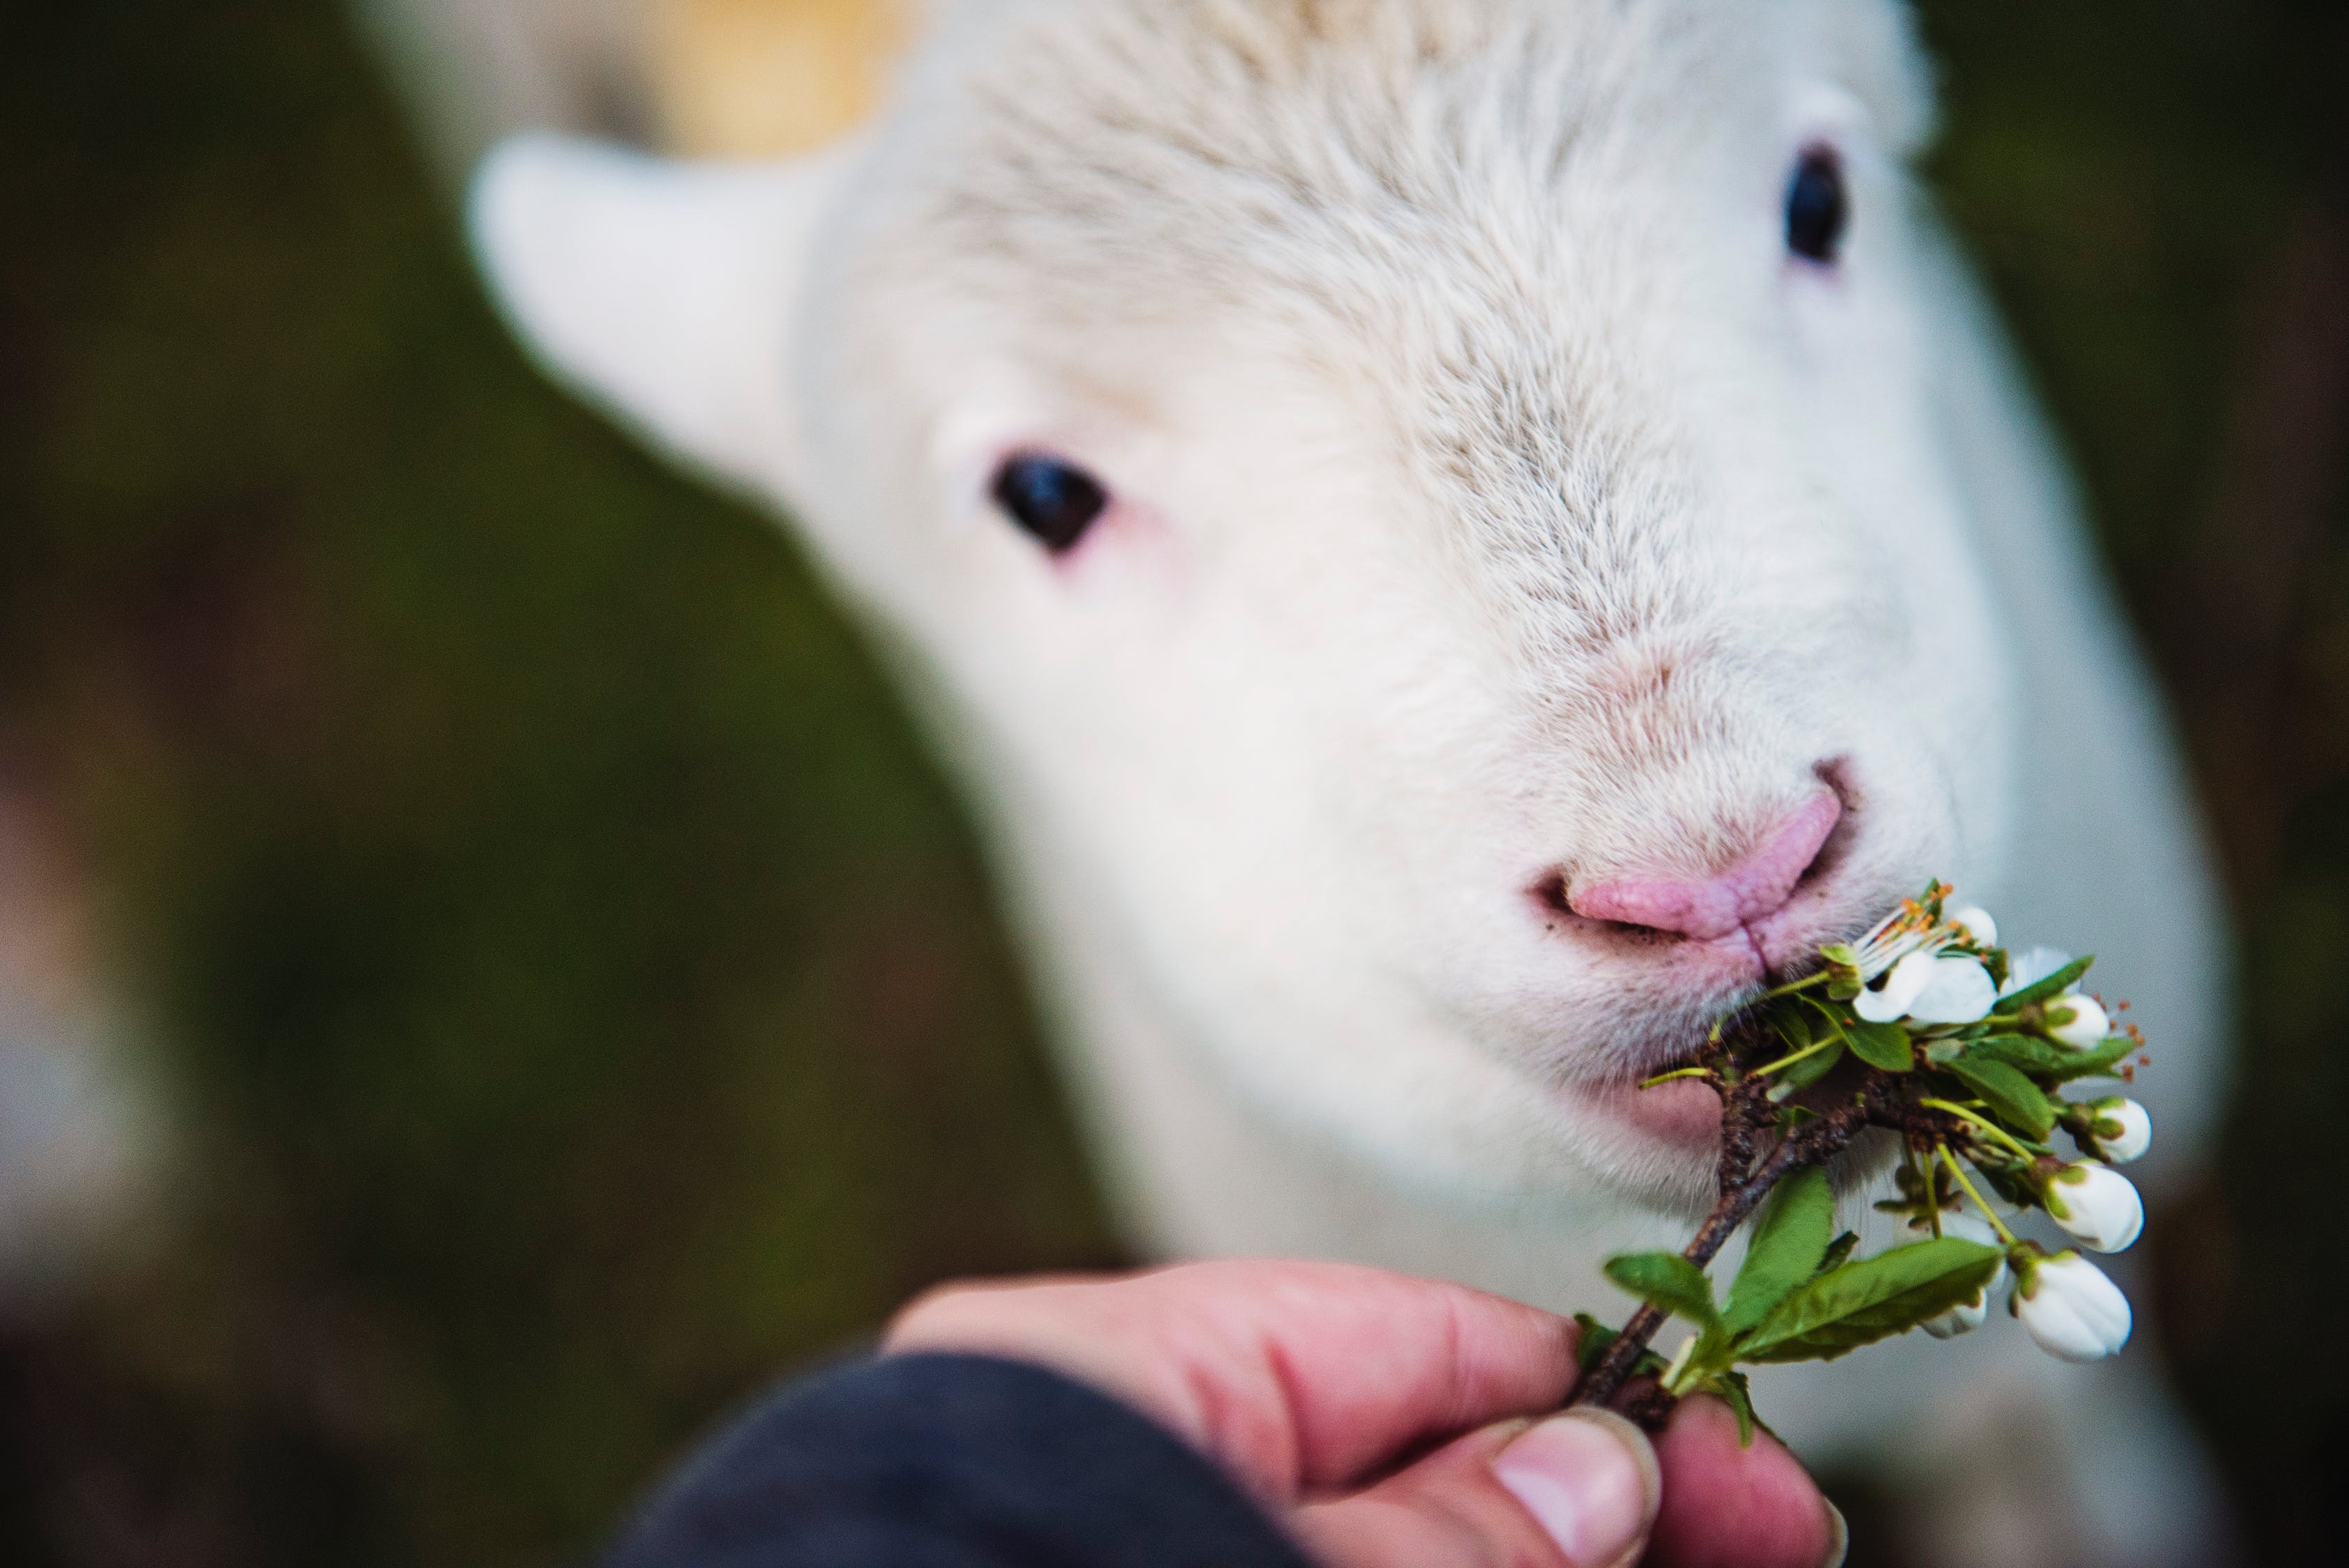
[
  {"left": 1785, "top": 148, "right": 1849, "bottom": 266},
  {"left": 991, "top": 454, "right": 1109, "bottom": 554}
]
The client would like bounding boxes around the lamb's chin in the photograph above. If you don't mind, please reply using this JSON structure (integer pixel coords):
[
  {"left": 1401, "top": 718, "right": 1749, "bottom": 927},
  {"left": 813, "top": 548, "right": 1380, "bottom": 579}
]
[
  {"left": 1552, "top": 1076, "right": 1730, "bottom": 1215},
  {"left": 1559, "top": 1075, "right": 1908, "bottom": 1219},
  {"left": 1579, "top": 1075, "right": 1724, "bottom": 1151}
]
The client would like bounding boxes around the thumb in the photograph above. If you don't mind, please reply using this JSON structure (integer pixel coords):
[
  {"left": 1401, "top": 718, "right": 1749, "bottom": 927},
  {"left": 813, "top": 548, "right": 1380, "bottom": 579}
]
[{"left": 1295, "top": 1408, "right": 1661, "bottom": 1568}]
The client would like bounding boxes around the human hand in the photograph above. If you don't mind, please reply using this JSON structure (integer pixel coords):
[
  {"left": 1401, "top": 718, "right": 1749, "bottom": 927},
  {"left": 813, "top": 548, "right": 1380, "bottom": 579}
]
[{"left": 886, "top": 1259, "right": 1844, "bottom": 1568}]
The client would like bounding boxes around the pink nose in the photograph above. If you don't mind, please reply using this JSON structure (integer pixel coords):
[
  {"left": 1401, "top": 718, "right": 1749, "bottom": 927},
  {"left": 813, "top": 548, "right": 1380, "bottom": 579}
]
[{"left": 1566, "top": 793, "right": 1843, "bottom": 941}]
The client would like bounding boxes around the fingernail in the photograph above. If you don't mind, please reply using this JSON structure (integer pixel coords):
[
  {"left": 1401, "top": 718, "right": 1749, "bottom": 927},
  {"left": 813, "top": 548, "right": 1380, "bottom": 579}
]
[
  {"left": 1819, "top": 1499, "right": 1849, "bottom": 1568},
  {"left": 1493, "top": 1409, "right": 1661, "bottom": 1568}
]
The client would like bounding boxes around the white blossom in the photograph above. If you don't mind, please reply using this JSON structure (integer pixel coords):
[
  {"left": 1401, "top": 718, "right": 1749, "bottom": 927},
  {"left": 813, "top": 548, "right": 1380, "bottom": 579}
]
[
  {"left": 1921, "top": 1292, "right": 1990, "bottom": 1339},
  {"left": 1845, "top": 896, "right": 1961, "bottom": 981},
  {"left": 2043, "top": 1162, "right": 2143, "bottom": 1253},
  {"left": 2044, "top": 994, "right": 2111, "bottom": 1050},
  {"left": 1904, "top": 957, "right": 1997, "bottom": 1024},
  {"left": 1854, "top": 948, "right": 1937, "bottom": 1022},
  {"left": 1854, "top": 952, "right": 1995, "bottom": 1024},
  {"left": 2003, "top": 946, "right": 2074, "bottom": 995},
  {"left": 2015, "top": 1252, "right": 2132, "bottom": 1362},
  {"left": 1948, "top": 905, "right": 1998, "bottom": 948},
  {"left": 2083, "top": 1097, "right": 2152, "bottom": 1165},
  {"left": 1920, "top": 1213, "right": 2008, "bottom": 1339}
]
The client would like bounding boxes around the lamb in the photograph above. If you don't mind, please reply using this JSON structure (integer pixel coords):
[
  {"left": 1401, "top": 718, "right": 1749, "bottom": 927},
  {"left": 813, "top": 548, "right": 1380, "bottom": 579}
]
[{"left": 423, "top": 1, "right": 2237, "bottom": 1560}]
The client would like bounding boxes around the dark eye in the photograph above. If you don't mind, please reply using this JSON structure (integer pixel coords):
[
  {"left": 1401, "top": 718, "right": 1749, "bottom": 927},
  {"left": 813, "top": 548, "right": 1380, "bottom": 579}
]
[
  {"left": 991, "top": 454, "right": 1110, "bottom": 554},
  {"left": 1785, "top": 148, "right": 1849, "bottom": 266}
]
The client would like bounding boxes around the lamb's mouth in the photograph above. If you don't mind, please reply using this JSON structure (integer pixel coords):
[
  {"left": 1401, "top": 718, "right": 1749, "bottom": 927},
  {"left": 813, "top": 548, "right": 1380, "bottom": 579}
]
[
  {"left": 1576, "top": 1073, "right": 1724, "bottom": 1151},
  {"left": 1562, "top": 994, "right": 1764, "bottom": 1153},
  {"left": 1571, "top": 1040, "right": 1877, "bottom": 1156}
]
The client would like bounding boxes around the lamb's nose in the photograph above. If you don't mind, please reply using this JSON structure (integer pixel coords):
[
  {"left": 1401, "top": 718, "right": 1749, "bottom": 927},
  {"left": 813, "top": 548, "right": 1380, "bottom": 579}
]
[{"left": 1564, "top": 792, "right": 1844, "bottom": 941}]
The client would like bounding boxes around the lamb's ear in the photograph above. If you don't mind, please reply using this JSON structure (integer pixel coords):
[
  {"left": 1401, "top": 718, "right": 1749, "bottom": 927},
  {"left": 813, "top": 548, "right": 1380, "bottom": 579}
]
[{"left": 468, "top": 134, "right": 862, "bottom": 505}]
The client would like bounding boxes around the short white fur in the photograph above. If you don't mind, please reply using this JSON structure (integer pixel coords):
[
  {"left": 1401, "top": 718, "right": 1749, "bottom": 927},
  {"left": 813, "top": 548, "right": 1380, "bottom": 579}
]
[{"left": 468, "top": 2, "right": 2233, "bottom": 1559}]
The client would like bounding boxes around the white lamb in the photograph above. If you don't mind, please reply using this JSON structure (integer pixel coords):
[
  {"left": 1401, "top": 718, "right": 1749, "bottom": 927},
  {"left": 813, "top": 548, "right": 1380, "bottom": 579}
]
[{"left": 440, "top": 1, "right": 2235, "bottom": 1561}]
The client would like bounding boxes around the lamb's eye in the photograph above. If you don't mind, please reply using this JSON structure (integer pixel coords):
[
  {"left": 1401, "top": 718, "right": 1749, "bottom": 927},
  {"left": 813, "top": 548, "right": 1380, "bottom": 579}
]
[
  {"left": 1785, "top": 149, "right": 1849, "bottom": 266},
  {"left": 991, "top": 454, "right": 1109, "bottom": 554}
]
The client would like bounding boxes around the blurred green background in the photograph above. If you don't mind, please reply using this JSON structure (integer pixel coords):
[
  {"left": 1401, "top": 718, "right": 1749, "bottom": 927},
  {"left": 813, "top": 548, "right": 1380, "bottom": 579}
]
[{"left": 1, "top": 1, "right": 2343, "bottom": 1564}]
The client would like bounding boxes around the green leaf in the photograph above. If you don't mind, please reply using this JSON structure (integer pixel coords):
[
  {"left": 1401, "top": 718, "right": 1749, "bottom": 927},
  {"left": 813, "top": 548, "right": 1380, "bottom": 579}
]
[
  {"left": 1959, "top": 1033, "right": 2075, "bottom": 1076},
  {"left": 1842, "top": 1019, "right": 1915, "bottom": 1073},
  {"left": 1769, "top": 1035, "right": 1845, "bottom": 1099},
  {"left": 1698, "top": 1369, "right": 1762, "bottom": 1447},
  {"left": 1772, "top": 1006, "right": 1814, "bottom": 1054},
  {"left": 1943, "top": 1058, "right": 2056, "bottom": 1139},
  {"left": 1679, "top": 1323, "right": 1738, "bottom": 1392},
  {"left": 1820, "top": 947, "right": 1862, "bottom": 999},
  {"left": 1573, "top": 1313, "right": 1613, "bottom": 1367},
  {"left": 2042, "top": 1036, "right": 2136, "bottom": 1084},
  {"left": 1976, "top": 1158, "right": 2040, "bottom": 1209},
  {"left": 1736, "top": 1238, "right": 2001, "bottom": 1365},
  {"left": 1603, "top": 1252, "right": 1720, "bottom": 1330},
  {"left": 1723, "top": 1167, "right": 1835, "bottom": 1333},
  {"left": 2000, "top": 956, "right": 2094, "bottom": 1010},
  {"left": 1571, "top": 1313, "right": 1665, "bottom": 1378},
  {"left": 1815, "top": 1231, "right": 1861, "bottom": 1276}
]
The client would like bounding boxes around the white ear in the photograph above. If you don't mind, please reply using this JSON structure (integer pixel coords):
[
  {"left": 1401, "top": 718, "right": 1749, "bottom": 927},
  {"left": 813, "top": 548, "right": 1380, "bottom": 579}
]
[{"left": 468, "top": 134, "right": 862, "bottom": 505}]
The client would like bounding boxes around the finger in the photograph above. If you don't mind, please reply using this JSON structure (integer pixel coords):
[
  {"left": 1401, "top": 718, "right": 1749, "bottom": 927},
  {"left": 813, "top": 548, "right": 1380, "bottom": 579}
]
[
  {"left": 1296, "top": 1408, "right": 1660, "bottom": 1568},
  {"left": 885, "top": 1260, "right": 1580, "bottom": 1495},
  {"left": 1646, "top": 1395, "right": 1844, "bottom": 1568}
]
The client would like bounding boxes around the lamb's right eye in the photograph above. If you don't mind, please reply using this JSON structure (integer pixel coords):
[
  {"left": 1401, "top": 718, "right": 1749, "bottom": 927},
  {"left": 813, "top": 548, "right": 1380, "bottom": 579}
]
[
  {"left": 991, "top": 454, "right": 1110, "bottom": 554},
  {"left": 1785, "top": 148, "right": 1849, "bottom": 266}
]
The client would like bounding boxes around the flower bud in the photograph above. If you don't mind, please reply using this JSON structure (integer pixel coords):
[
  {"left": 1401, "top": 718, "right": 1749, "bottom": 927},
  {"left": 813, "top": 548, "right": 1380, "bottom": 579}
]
[
  {"left": 1948, "top": 905, "right": 1998, "bottom": 948},
  {"left": 1920, "top": 1213, "right": 2008, "bottom": 1339},
  {"left": 2042, "top": 994, "right": 2109, "bottom": 1050},
  {"left": 2042, "top": 1162, "right": 2143, "bottom": 1253},
  {"left": 1921, "top": 1292, "right": 1989, "bottom": 1339},
  {"left": 2014, "top": 1252, "right": 2132, "bottom": 1362},
  {"left": 2082, "top": 1096, "right": 2152, "bottom": 1165}
]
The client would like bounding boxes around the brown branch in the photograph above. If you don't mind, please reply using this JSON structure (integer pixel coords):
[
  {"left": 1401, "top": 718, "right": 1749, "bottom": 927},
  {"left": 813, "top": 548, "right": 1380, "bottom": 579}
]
[
  {"left": 1716, "top": 1073, "right": 1769, "bottom": 1199},
  {"left": 1574, "top": 1101, "right": 1870, "bottom": 1411}
]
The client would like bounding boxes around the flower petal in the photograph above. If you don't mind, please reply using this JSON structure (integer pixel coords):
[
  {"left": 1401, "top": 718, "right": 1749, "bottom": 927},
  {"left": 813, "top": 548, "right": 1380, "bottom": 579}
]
[
  {"left": 2017, "top": 1253, "right": 2132, "bottom": 1362},
  {"left": 1948, "top": 905, "right": 1998, "bottom": 947},
  {"left": 1854, "top": 948, "right": 1936, "bottom": 1022},
  {"left": 2045, "top": 994, "right": 2110, "bottom": 1051},
  {"left": 1904, "top": 957, "right": 1998, "bottom": 1024},
  {"left": 2005, "top": 946, "right": 2074, "bottom": 994},
  {"left": 1920, "top": 1214, "right": 2009, "bottom": 1337},
  {"left": 2088, "top": 1098, "right": 2152, "bottom": 1165},
  {"left": 2045, "top": 1163, "right": 2144, "bottom": 1254}
]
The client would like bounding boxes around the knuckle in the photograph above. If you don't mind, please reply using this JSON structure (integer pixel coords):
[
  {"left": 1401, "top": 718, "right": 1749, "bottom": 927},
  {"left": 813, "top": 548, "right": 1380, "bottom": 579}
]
[{"left": 879, "top": 1281, "right": 993, "bottom": 1348}]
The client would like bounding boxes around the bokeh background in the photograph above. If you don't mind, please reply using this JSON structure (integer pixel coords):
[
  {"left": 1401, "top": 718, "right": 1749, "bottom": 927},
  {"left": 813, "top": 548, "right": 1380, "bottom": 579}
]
[{"left": 2, "top": 1, "right": 2345, "bottom": 1564}]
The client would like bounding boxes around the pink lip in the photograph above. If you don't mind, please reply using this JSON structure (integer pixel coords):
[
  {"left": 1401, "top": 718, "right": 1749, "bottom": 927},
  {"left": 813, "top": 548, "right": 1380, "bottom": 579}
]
[{"left": 1582, "top": 1074, "right": 1723, "bottom": 1151}]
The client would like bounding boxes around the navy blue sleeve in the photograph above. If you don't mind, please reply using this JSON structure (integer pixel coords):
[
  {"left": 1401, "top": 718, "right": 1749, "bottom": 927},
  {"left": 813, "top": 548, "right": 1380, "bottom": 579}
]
[{"left": 603, "top": 1352, "right": 1320, "bottom": 1568}]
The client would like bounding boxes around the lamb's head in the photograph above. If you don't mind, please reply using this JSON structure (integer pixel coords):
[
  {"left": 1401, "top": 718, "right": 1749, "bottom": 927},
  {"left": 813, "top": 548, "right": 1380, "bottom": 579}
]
[{"left": 476, "top": 0, "right": 2017, "bottom": 1213}]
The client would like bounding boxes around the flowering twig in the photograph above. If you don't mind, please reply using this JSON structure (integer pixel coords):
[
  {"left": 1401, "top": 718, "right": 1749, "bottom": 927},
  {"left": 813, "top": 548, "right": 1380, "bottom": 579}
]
[
  {"left": 1569, "top": 885, "right": 2154, "bottom": 1434},
  {"left": 1579, "top": 1100, "right": 1869, "bottom": 1408}
]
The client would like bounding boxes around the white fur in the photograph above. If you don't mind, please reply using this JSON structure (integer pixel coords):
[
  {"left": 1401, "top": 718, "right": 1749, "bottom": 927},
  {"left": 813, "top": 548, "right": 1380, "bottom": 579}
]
[{"left": 465, "top": 2, "right": 2232, "bottom": 1559}]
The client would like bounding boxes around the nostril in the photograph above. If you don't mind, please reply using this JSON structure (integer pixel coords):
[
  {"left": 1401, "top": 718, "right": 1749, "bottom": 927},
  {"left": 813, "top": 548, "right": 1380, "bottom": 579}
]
[
  {"left": 1534, "top": 870, "right": 1576, "bottom": 918},
  {"left": 1557, "top": 792, "right": 1845, "bottom": 943}
]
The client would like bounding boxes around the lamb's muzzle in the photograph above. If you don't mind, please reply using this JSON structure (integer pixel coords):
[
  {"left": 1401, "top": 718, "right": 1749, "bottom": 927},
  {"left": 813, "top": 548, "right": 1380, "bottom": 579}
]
[{"left": 1561, "top": 789, "right": 1845, "bottom": 944}]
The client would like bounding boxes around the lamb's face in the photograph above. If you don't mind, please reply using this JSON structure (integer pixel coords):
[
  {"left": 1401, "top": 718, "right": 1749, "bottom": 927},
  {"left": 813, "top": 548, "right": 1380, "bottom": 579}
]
[{"left": 477, "top": 0, "right": 2017, "bottom": 1212}]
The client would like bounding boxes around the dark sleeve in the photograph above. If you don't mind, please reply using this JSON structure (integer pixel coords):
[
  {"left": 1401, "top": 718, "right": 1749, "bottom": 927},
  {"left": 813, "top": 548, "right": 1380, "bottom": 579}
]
[{"left": 603, "top": 1352, "right": 1320, "bottom": 1568}]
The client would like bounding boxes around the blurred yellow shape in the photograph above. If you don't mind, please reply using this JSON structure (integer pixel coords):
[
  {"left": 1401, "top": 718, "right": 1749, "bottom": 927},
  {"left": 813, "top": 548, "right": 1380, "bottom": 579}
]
[{"left": 649, "top": 0, "right": 911, "bottom": 158}]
